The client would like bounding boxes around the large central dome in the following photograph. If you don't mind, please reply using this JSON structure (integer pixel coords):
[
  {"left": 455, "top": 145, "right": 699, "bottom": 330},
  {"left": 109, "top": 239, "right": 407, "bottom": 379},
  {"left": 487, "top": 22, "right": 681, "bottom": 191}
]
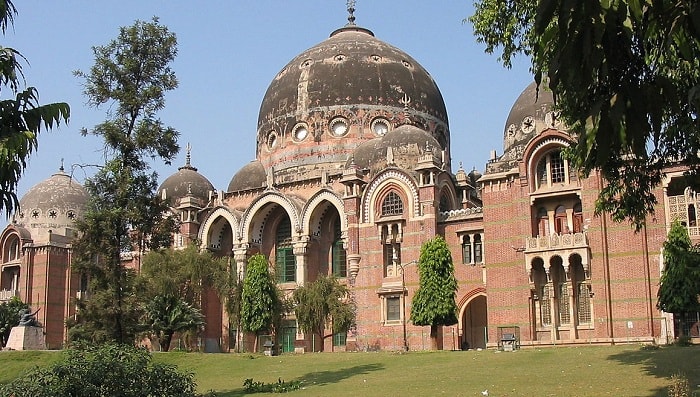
[{"left": 253, "top": 24, "right": 450, "bottom": 184}]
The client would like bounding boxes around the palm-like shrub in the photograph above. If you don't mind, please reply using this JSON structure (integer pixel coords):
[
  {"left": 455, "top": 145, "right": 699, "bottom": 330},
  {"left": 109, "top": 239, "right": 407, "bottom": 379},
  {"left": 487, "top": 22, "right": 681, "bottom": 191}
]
[{"left": 144, "top": 294, "right": 205, "bottom": 351}]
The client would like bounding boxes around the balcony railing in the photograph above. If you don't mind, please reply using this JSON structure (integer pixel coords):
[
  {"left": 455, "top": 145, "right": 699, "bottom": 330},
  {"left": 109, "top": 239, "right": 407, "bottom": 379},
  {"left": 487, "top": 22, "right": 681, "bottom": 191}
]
[
  {"left": 525, "top": 232, "right": 588, "bottom": 253},
  {"left": 0, "top": 289, "right": 19, "bottom": 302}
]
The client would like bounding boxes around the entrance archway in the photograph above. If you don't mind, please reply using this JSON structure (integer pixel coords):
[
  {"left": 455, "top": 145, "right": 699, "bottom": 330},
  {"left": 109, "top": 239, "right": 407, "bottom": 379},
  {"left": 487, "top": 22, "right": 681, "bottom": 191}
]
[{"left": 460, "top": 293, "right": 487, "bottom": 349}]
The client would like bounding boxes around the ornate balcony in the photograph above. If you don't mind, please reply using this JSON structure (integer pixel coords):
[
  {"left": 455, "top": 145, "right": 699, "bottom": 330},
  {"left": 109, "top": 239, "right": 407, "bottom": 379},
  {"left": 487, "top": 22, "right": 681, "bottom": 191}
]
[{"left": 525, "top": 232, "right": 588, "bottom": 254}]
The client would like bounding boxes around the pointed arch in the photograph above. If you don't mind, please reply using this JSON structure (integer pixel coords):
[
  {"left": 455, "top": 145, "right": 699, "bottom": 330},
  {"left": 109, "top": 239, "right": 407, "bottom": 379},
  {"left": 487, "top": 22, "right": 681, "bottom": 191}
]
[
  {"left": 240, "top": 192, "right": 302, "bottom": 244},
  {"left": 522, "top": 130, "right": 574, "bottom": 190},
  {"left": 362, "top": 169, "right": 419, "bottom": 223},
  {"left": 199, "top": 207, "right": 240, "bottom": 250},
  {"left": 301, "top": 189, "right": 347, "bottom": 238},
  {"left": 457, "top": 287, "right": 488, "bottom": 350}
]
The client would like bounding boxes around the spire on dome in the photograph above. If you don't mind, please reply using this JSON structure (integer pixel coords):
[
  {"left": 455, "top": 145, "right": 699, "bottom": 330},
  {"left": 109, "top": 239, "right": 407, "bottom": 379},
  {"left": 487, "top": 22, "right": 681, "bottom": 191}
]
[
  {"left": 399, "top": 93, "right": 412, "bottom": 125},
  {"left": 179, "top": 142, "right": 198, "bottom": 171},
  {"left": 346, "top": 0, "right": 356, "bottom": 26}
]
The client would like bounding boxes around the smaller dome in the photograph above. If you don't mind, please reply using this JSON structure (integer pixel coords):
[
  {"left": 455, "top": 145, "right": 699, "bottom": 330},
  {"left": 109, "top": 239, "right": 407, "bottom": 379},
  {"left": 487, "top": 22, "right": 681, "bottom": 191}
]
[
  {"left": 228, "top": 160, "right": 266, "bottom": 192},
  {"left": 468, "top": 167, "right": 482, "bottom": 184},
  {"left": 350, "top": 124, "right": 441, "bottom": 177},
  {"left": 455, "top": 163, "right": 468, "bottom": 185},
  {"left": 17, "top": 166, "right": 89, "bottom": 231},
  {"left": 158, "top": 149, "right": 214, "bottom": 206},
  {"left": 502, "top": 82, "right": 555, "bottom": 156}
]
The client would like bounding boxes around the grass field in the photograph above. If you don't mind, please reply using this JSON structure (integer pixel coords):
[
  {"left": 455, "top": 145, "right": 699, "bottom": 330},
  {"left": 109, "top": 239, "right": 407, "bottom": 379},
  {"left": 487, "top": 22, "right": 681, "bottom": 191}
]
[{"left": 2, "top": 345, "right": 699, "bottom": 396}]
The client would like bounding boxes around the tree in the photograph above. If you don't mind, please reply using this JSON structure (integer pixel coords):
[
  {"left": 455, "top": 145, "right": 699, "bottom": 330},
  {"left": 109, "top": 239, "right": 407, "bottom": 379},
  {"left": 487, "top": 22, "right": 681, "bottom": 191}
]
[
  {"left": 240, "top": 254, "right": 282, "bottom": 352},
  {"left": 657, "top": 220, "right": 700, "bottom": 317},
  {"left": 410, "top": 236, "right": 458, "bottom": 350},
  {"left": 470, "top": 1, "right": 700, "bottom": 230},
  {"left": 140, "top": 244, "right": 240, "bottom": 350},
  {"left": 0, "top": 0, "right": 70, "bottom": 217},
  {"left": 221, "top": 263, "right": 244, "bottom": 352},
  {"left": 292, "top": 275, "right": 354, "bottom": 352},
  {"left": 143, "top": 294, "right": 205, "bottom": 352},
  {"left": 69, "top": 17, "right": 180, "bottom": 344},
  {"left": 140, "top": 244, "right": 229, "bottom": 305},
  {"left": 0, "top": 343, "right": 201, "bottom": 397},
  {"left": 0, "top": 295, "right": 28, "bottom": 347}
]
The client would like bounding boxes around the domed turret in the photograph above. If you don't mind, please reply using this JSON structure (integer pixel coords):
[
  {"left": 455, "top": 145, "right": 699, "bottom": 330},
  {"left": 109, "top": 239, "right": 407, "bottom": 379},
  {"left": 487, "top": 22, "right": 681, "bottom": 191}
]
[
  {"left": 251, "top": 20, "right": 450, "bottom": 185},
  {"left": 468, "top": 167, "right": 482, "bottom": 185},
  {"left": 158, "top": 146, "right": 214, "bottom": 206},
  {"left": 486, "top": 82, "right": 563, "bottom": 174},
  {"left": 349, "top": 124, "right": 442, "bottom": 177},
  {"left": 228, "top": 160, "right": 266, "bottom": 192},
  {"left": 17, "top": 165, "right": 89, "bottom": 242},
  {"left": 502, "top": 82, "right": 559, "bottom": 159}
]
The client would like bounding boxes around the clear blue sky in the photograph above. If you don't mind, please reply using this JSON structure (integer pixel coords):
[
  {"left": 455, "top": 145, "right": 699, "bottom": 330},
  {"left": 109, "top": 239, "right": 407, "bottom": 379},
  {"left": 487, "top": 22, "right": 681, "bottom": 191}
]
[{"left": 7, "top": 0, "right": 533, "bottom": 201}]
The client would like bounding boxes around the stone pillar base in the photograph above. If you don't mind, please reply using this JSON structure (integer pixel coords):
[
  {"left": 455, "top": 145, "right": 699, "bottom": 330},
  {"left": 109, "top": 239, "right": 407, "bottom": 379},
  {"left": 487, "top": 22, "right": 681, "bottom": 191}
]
[{"left": 5, "top": 326, "right": 46, "bottom": 350}]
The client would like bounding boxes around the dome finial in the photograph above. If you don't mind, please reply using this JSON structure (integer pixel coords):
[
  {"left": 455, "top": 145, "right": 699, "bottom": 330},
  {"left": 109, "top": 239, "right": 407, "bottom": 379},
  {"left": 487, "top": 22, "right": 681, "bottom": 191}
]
[
  {"left": 399, "top": 93, "right": 412, "bottom": 125},
  {"left": 178, "top": 142, "right": 198, "bottom": 171},
  {"left": 59, "top": 158, "right": 65, "bottom": 173},
  {"left": 346, "top": 0, "right": 356, "bottom": 26}
]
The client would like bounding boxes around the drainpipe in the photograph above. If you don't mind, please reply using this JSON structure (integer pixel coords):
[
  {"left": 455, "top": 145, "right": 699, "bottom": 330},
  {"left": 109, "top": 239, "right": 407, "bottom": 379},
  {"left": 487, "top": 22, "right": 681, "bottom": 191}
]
[
  {"left": 642, "top": 222, "right": 655, "bottom": 340},
  {"left": 598, "top": 173, "right": 614, "bottom": 341}
]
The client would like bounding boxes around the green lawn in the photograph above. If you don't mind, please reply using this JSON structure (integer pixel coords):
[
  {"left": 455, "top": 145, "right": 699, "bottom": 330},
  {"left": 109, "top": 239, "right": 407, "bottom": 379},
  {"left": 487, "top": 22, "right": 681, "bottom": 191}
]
[{"left": 2, "top": 345, "right": 699, "bottom": 396}]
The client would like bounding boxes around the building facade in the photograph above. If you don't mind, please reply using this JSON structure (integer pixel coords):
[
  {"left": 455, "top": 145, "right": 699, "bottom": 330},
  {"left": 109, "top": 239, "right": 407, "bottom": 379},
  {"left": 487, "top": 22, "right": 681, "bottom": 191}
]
[{"left": 1, "top": 16, "right": 693, "bottom": 351}]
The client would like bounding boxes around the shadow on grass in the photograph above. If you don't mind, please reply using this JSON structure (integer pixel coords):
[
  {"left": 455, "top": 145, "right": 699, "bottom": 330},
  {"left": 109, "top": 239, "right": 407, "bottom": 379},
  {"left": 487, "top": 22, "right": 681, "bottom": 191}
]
[
  {"left": 607, "top": 345, "right": 700, "bottom": 397},
  {"left": 209, "top": 363, "right": 384, "bottom": 397}
]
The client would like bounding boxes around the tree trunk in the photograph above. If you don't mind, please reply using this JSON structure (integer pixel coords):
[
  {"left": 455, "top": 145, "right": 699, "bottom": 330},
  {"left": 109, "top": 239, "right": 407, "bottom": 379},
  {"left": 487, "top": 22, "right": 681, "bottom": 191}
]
[
  {"left": 161, "top": 331, "right": 173, "bottom": 352},
  {"left": 430, "top": 325, "right": 439, "bottom": 350}
]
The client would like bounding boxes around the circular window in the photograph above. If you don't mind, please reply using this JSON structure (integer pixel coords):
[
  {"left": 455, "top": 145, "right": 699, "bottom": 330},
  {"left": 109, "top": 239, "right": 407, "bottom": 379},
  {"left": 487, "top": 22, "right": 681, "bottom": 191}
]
[
  {"left": 329, "top": 118, "right": 349, "bottom": 137},
  {"left": 266, "top": 131, "right": 279, "bottom": 150},
  {"left": 293, "top": 124, "right": 309, "bottom": 141},
  {"left": 371, "top": 118, "right": 390, "bottom": 136},
  {"left": 521, "top": 116, "right": 535, "bottom": 134}
]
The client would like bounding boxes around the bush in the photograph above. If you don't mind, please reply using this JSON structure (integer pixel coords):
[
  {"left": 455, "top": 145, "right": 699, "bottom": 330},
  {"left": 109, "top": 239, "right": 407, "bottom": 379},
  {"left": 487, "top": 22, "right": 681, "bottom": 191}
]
[
  {"left": 0, "top": 343, "right": 199, "bottom": 397},
  {"left": 0, "top": 296, "right": 29, "bottom": 347},
  {"left": 243, "top": 378, "right": 302, "bottom": 393},
  {"left": 668, "top": 373, "right": 691, "bottom": 397},
  {"left": 675, "top": 335, "right": 693, "bottom": 347}
]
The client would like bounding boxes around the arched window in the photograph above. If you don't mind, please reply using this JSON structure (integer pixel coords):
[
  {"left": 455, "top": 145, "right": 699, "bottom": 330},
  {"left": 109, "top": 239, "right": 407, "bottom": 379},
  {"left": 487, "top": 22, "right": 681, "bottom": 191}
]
[
  {"left": 689, "top": 204, "right": 697, "bottom": 227},
  {"left": 473, "top": 234, "right": 483, "bottom": 263},
  {"left": 535, "top": 149, "right": 570, "bottom": 189},
  {"left": 550, "top": 153, "right": 565, "bottom": 183},
  {"left": 439, "top": 192, "right": 450, "bottom": 212},
  {"left": 550, "top": 260, "right": 570, "bottom": 325},
  {"left": 275, "top": 217, "right": 295, "bottom": 282},
  {"left": 571, "top": 257, "right": 591, "bottom": 324},
  {"left": 554, "top": 205, "right": 568, "bottom": 234},
  {"left": 462, "top": 235, "right": 472, "bottom": 264},
  {"left": 3, "top": 235, "right": 20, "bottom": 262},
  {"left": 331, "top": 219, "right": 346, "bottom": 277},
  {"left": 381, "top": 191, "right": 404, "bottom": 216},
  {"left": 531, "top": 258, "right": 551, "bottom": 326}
]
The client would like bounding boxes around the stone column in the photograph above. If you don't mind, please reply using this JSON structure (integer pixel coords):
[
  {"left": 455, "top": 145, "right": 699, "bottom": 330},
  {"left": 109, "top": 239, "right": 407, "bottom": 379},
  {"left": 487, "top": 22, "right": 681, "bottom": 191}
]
[
  {"left": 547, "top": 284, "right": 557, "bottom": 342},
  {"left": 293, "top": 238, "right": 309, "bottom": 286},
  {"left": 233, "top": 244, "right": 248, "bottom": 281}
]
